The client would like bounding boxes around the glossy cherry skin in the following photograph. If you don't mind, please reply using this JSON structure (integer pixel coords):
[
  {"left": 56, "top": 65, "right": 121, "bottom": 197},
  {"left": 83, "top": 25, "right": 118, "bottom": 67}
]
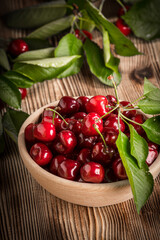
[
  {"left": 8, "top": 39, "right": 29, "bottom": 56},
  {"left": 81, "top": 112, "right": 103, "bottom": 136},
  {"left": 112, "top": 158, "right": 128, "bottom": 180},
  {"left": 58, "top": 159, "right": 81, "bottom": 180},
  {"left": 33, "top": 122, "right": 56, "bottom": 142},
  {"left": 104, "top": 114, "right": 125, "bottom": 134},
  {"left": 25, "top": 123, "right": 36, "bottom": 144},
  {"left": 116, "top": 18, "right": 131, "bottom": 36},
  {"left": 77, "top": 133, "right": 98, "bottom": 149},
  {"left": 49, "top": 155, "right": 66, "bottom": 175},
  {"left": 71, "top": 112, "right": 87, "bottom": 121},
  {"left": 104, "top": 132, "right": 118, "bottom": 148},
  {"left": 75, "top": 29, "right": 92, "bottom": 43},
  {"left": 42, "top": 106, "right": 59, "bottom": 122},
  {"left": 19, "top": 88, "right": 27, "bottom": 99},
  {"left": 30, "top": 143, "right": 53, "bottom": 166},
  {"left": 80, "top": 162, "right": 105, "bottom": 183},
  {"left": 146, "top": 147, "right": 158, "bottom": 166},
  {"left": 120, "top": 101, "right": 136, "bottom": 118},
  {"left": 86, "top": 95, "right": 109, "bottom": 117},
  {"left": 76, "top": 148, "right": 91, "bottom": 165},
  {"left": 58, "top": 96, "right": 79, "bottom": 115},
  {"left": 130, "top": 114, "right": 144, "bottom": 135},
  {"left": 53, "top": 130, "right": 77, "bottom": 154},
  {"left": 58, "top": 118, "right": 81, "bottom": 135},
  {"left": 106, "top": 95, "right": 117, "bottom": 105},
  {"left": 91, "top": 142, "right": 115, "bottom": 165},
  {"left": 77, "top": 96, "right": 89, "bottom": 112}
]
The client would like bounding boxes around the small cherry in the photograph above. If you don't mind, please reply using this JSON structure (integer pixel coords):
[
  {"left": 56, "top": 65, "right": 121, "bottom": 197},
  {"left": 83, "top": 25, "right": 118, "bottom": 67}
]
[
  {"left": 77, "top": 96, "right": 89, "bottom": 112},
  {"left": 8, "top": 39, "right": 29, "bottom": 57},
  {"left": 76, "top": 148, "right": 91, "bottom": 165},
  {"left": 86, "top": 95, "right": 109, "bottom": 117},
  {"left": 33, "top": 122, "right": 56, "bottom": 142},
  {"left": 80, "top": 162, "right": 105, "bottom": 183},
  {"left": 19, "top": 88, "right": 27, "bottom": 99},
  {"left": 58, "top": 159, "right": 81, "bottom": 180},
  {"left": 104, "top": 114, "right": 125, "bottom": 134},
  {"left": 112, "top": 157, "right": 128, "bottom": 180},
  {"left": 115, "top": 18, "right": 131, "bottom": 36},
  {"left": 30, "top": 143, "right": 53, "bottom": 166},
  {"left": 130, "top": 114, "right": 144, "bottom": 135},
  {"left": 49, "top": 155, "right": 67, "bottom": 175},
  {"left": 58, "top": 96, "right": 80, "bottom": 115},
  {"left": 25, "top": 123, "right": 36, "bottom": 144},
  {"left": 81, "top": 112, "right": 103, "bottom": 136}
]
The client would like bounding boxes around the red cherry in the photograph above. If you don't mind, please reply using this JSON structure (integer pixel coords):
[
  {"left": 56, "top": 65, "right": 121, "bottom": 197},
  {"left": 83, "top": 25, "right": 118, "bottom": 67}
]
[
  {"left": 49, "top": 155, "right": 67, "bottom": 175},
  {"left": 118, "top": 5, "right": 130, "bottom": 17},
  {"left": 106, "top": 95, "right": 117, "bottom": 105},
  {"left": 19, "top": 88, "right": 27, "bottom": 99},
  {"left": 58, "top": 96, "right": 79, "bottom": 115},
  {"left": 80, "top": 162, "right": 105, "bottom": 183},
  {"left": 76, "top": 148, "right": 91, "bottom": 165},
  {"left": 68, "top": 119, "right": 82, "bottom": 135},
  {"left": 146, "top": 147, "right": 158, "bottom": 166},
  {"left": 86, "top": 95, "right": 109, "bottom": 117},
  {"left": 42, "top": 106, "right": 59, "bottom": 122},
  {"left": 104, "top": 114, "right": 125, "bottom": 134},
  {"left": 77, "top": 96, "right": 89, "bottom": 112},
  {"left": 71, "top": 112, "right": 87, "bottom": 121},
  {"left": 30, "top": 143, "right": 53, "bottom": 166},
  {"left": 58, "top": 159, "right": 81, "bottom": 180},
  {"left": 105, "top": 132, "right": 118, "bottom": 148},
  {"left": 91, "top": 142, "right": 115, "bottom": 165},
  {"left": 77, "top": 133, "right": 98, "bottom": 149},
  {"left": 130, "top": 114, "right": 144, "bottom": 135},
  {"left": 53, "top": 130, "right": 77, "bottom": 154},
  {"left": 25, "top": 123, "right": 36, "bottom": 144},
  {"left": 33, "top": 122, "right": 56, "bottom": 142},
  {"left": 75, "top": 29, "right": 92, "bottom": 43},
  {"left": 8, "top": 39, "right": 29, "bottom": 57},
  {"left": 81, "top": 112, "right": 103, "bottom": 136},
  {"left": 112, "top": 158, "right": 128, "bottom": 180},
  {"left": 115, "top": 18, "right": 131, "bottom": 36},
  {"left": 120, "top": 101, "right": 136, "bottom": 118}
]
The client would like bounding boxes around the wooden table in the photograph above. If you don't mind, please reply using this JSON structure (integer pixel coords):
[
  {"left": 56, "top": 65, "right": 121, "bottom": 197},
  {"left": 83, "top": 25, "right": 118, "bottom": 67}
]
[{"left": 0, "top": 1, "right": 160, "bottom": 239}]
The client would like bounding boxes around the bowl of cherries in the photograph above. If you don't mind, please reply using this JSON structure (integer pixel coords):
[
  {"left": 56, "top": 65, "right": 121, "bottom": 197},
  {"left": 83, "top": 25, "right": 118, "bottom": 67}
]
[{"left": 18, "top": 94, "right": 160, "bottom": 207}]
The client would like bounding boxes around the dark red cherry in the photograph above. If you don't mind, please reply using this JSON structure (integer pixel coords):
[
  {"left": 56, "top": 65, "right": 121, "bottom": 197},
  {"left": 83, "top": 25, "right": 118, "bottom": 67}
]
[
  {"left": 118, "top": 5, "right": 130, "bottom": 17},
  {"left": 106, "top": 95, "right": 117, "bottom": 105},
  {"left": 25, "top": 123, "right": 36, "bottom": 144},
  {"left": 33, "top": 122, "right": 56, "bottom": 142},
  {"left": 77, "top": 96, "right": 89, "bottom": 112},
  {"left": 71, "top": 112, "right": 87, "bottom": 121},
  {"left": 8, "top": 39, "right": 29, "bottom": 57},
  {"left": 116, "top": 18, "right": 131, "bottom": 36},
  {"left": 19, "top": 88, "right": 27, "bottom": 99},
  {"left": 130, "top": 114, "right": 144, "bottom": 135},
  {"left": 58, "top": 159, "right": 81, "bottom": 180},
  {"left": 68, "top": 119, "right": 82, "bottom": 135},
  {"left": 30, "top": 143, "right": 53, "bottom": 166},
  {"left": 105, "top": 132, "right": 118, "bottom": 148},
  {"left": 81, "top": 112, "right": 103, "bottom": 136},
  {"left": 80, "top": 162, "right": 105, "bottom": 183},
  {"left": 49, "top": 155, "right": 66, "bottom": 175},
  {"left": 112, "top": 158, "right": 128, "bottom": 180},
  {"left": 104, "top": 114, "right": 125, "bottom": 134},
  {"left": 42, "top": 106, "right": 59, "bottom": 122},
  {"left": 75, "top": 29, "right": 92, "bottom": 43},
  {"left": 76, "top": 148, "right": 91, "bottom": 165},
  {"left": 120, "top": 101, "right": 136, "bottom": 118},
  {"left": 77, "top": 133, "right": 98, "bottom": 149},
  {"left": 53, "top": 130, "right": 77, "bottom": 154},
  {"left": 91, "top": 142, "right": 115, "bottom": 165},
  {"left": 58, "top": 96, "right": 80, "bottom": 115},
  {"left": 146, "top": 147, "right": 158, "bottom": 166},
  {"left": 86, "top": 95, "right": 109, "bottom": 117}
]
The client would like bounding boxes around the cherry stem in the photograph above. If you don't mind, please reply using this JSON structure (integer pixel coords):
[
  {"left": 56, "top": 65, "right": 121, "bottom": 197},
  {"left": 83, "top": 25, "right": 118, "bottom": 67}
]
[
  {"left": 111, "top": 79, "right": 119, "bottom": 104},
  {"left": 46, "top": 108, "right": 69, "bottom": 125},
  {"left": 125, "top": 96, "right": 144, "bottom": 108},
  {"left": 99, "top": 0, "right": 105, "bottom": 12},
  {"left": 74, "top": 21, "right": 87, "bottom": 38},
  {"left": 122, "top": 107, "right": 140, "bottom": 111},
  {"left": 94, "top": 125, "right": 108, "bottom": 149},
  {"left": 116, "top": 0, "right": 127, "bottom": 12},
  {"left": 118, "top": 108, "right": 121, "bottom": 130},
  {"left": 96, "top": 105, "right": 119, "bottom": 121},
  {"left": 120, "top": 113, "right": 142, "bottom": 126}
]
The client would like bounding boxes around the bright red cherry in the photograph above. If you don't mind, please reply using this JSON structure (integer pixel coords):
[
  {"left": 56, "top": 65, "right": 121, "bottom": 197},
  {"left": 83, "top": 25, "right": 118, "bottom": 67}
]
[
  {"left": 130, "top": 114, "right": 144, "bottom": 135},
  {"left": 58, "top": 159, "right": 81, "bottom": 180},
  {"left": 81, "top": 112, "right": 103, "bottom": 136},
  {"left": 33, "top": 122, "right": 56, "bottom": 142},
  {"left": 8, "top": 39, "right": 29, "bottom": 57},
  {"left": 76, "top": 148, "right": 91, "bottom": 165},
  {"left": 19, "top": 88, "right": 27, "bottom": 99},
  {"left": 86, "top": 95, "right": 109, "bottom": 117},
  {"left": 25, "top": 123, "right": 36, "bottom": 144},
  {"left": 80, "top": 162, "right": 105, "bottom": 183},
  {"left": 77, "top": 133, "right": 98, "bottom": 149},
  {"left": 104, "top": 114, "right": 125, "bottom": 134},
  {"left": 116, "top": 18, "right": 131, "bottom": 36},
  {"left": 49, "top": 155, "right": 66, "bottom": 175},
  {"left": 146, "top": 147, "right": 158, "bottom": 166},
  {"left": 75, "top": 29, "right": 92, "bottom": 43},
  {"left": 120, "top": 101, "right": 136, "bottom": 118},
  {"left": 53, "top": 130, "right": 77, "bottom": 154},
  {"left": 104, "top": 132, "right": 118, "bottom": 148},
  {"left": 30, "top": 143, "right": 53, "bottom": 166},
  {"left": 58, "top": 96, "right": 80, "bottom": 115},
  {"left": 112, "top": 158, "right": 128, "bottom": 180},
  {"left": 77, "top": 96, "right": 89, "bottom": 112},
  {"left": 91, "top": 142, "right": 115, "bottom": 165}
]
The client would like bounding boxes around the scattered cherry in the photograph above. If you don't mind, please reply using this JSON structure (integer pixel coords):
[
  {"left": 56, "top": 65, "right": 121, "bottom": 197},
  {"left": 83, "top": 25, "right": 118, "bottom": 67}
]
[
  {"left": 30, "top": 143, "right": 53, "bottom": 166},
  {"left": 115, "top": 18, "right": 131, "bottom": 36},
  {"left": 19, "top": 88, "right": 27, "bottom": 99},
  {"left": 8, "top": 39, "right": 29, "bottom": 57},
  {"left": 80, "top": 162, "right": 105, "bottom": 183},
  {"left": 75, "top": 29, "right": 92, "bottom": 43}
]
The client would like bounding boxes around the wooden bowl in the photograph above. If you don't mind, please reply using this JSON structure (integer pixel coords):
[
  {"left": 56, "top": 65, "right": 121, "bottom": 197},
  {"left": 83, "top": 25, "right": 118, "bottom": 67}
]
[{"left": 18, "top": 100, "right": 160, "bottom": 207}]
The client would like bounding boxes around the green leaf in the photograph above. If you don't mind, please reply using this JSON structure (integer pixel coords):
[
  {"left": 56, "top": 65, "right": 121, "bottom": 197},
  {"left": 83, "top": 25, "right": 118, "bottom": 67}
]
[
  {"left": 27, "top": 15, "right": 74, "bottom": 39},
  {"left": 84, "top": 0, "right": 140, "bottom": 56},
  {"left": 14, "top": 47, "right": 54, "bottom": 62},
  {"left": 116, "top": 131, "right": 154, "bottom": 213},
  {"left": 4, "top": 1, "right": 68, "bottom": 29},
  {"left": 13, "top": 55, "right": 81, "bottom": 82},
  {"left": 143, "top": 78, "right": 160, "bottom": 101},
  {"left": 3, "top": 71, "right": 34, "bottom": 88},
  {"left": 138, "top": 98, "right": 160, "bottom": 114},
  {"left": 0, "top": 49, "right": 10, "bottom": 71},
  {"left": 79, "top": 10, "right": 95, "bottom": 32},
  {"left": 0, "top": 115, "right": 5, "bottom": 154},
  {"left": 23, "top": 38, "right": 51, "bottom": 50},
  {"left": 0, "top": 75, "right": 21, "bottom": 109},
  {"left": 83, "top": 39, "right": 121, "bottom": 86},
  {"left": 142, "top": 116, "right": 160, "bottom": 145},
  {"left": 122, "top": 0, "right": 160, "bottom": 40},
  {"left": 129, "top": 124, "right": 148, "bottom": 169},
  {"left": 54, "top": 33, "right": 83, "bottom": 78},
  {"left": 3, "top": 109, "right": 29, "bottom": 144}
]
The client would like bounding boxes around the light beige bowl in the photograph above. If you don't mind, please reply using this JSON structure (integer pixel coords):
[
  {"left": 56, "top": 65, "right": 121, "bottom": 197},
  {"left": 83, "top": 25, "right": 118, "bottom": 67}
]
[{"left": 18, "top": 100, "right": 160, "bottom": 207}]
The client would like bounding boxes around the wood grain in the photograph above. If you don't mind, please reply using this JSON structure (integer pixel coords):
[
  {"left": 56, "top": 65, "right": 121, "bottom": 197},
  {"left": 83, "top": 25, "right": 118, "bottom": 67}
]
[{"left": 0, "top": 0, "right": 160, "bottom": 239}]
